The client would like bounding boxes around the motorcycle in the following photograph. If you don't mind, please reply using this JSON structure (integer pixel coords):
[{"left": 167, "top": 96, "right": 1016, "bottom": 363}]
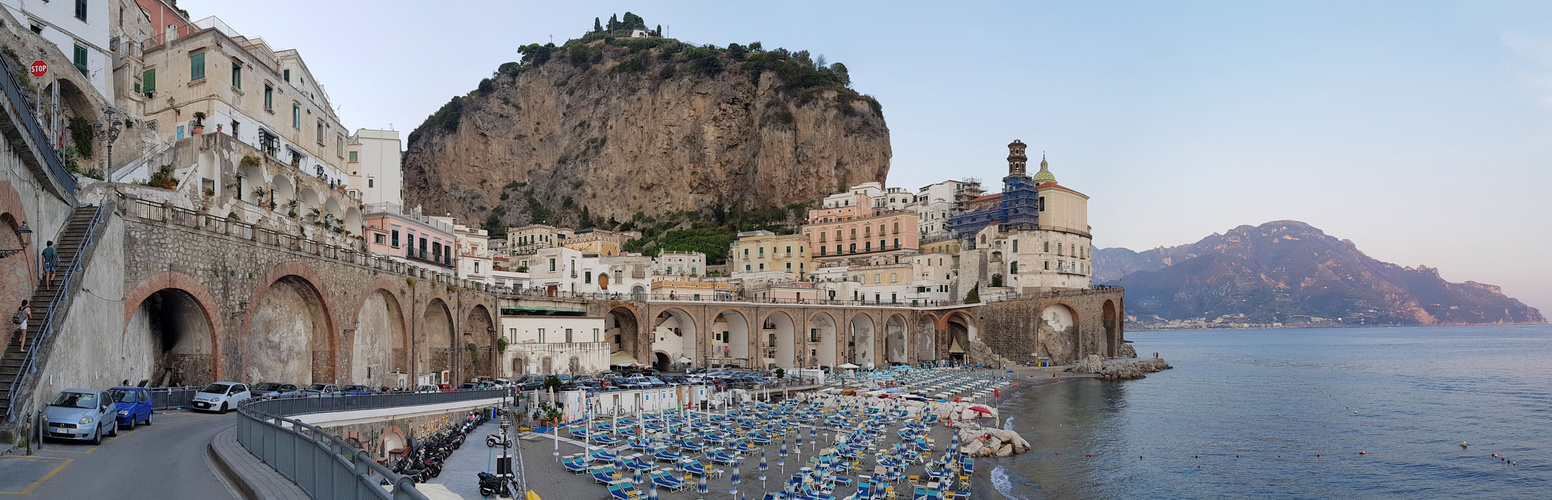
[{"left": 477, "top": 472, "right": 512, "bottom": 498}]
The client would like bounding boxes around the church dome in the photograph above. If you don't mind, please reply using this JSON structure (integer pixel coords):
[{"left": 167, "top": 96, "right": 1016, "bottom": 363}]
[{"left": 1033, "top": 155, "right": 1056, "bottom": 183}]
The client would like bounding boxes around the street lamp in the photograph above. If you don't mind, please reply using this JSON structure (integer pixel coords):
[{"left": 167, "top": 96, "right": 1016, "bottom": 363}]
[{"left": 0, "top": 221, "right": 31, "bottom": 258}]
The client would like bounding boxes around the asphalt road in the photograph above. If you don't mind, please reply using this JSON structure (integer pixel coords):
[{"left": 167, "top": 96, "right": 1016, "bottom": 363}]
[{"left": 0, "top": 408, "right": 240, "bottom": 499}]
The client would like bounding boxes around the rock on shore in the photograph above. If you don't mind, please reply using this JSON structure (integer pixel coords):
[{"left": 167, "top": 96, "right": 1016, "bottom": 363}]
[
  {"left": 1069, "top": 354, "right": 1172, "bottom": 380},
  {"left": 952, "top": 421, "right": 1031, "bottom": 458}
]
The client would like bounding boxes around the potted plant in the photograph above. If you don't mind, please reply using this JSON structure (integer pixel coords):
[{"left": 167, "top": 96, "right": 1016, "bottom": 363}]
[{"left": 191, "top": 112, "right": 206, "bottom": 134}]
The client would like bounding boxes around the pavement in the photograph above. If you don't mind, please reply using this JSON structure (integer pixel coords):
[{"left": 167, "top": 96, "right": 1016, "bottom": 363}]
[
  {"left": 0, "top": 408, "right": 241, "bottom": 499},
  {"left": 424, "top": 419, "right": 510, "bottom": 498}
]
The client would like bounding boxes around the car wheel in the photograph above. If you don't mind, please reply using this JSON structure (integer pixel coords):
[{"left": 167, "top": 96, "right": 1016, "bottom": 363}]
[
  {"left": 126, "top": 417, "right": 135, "bottom": 431},
  {"left": 92, "top": 426, "right": 103, "bottom": 445},
  {"left": 220, "top": 402, "right": 228, "bottom": 414},
  {"left": 110, "top": 421, "right": 119, "bottom": 437},
  {"left": 144, "top": 411, "right": 152, "bottom": 425}
]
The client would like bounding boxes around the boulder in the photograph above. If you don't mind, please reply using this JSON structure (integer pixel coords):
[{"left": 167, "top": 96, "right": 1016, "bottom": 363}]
[{"left": 997, "top": 444, "right": 1014, "bottom": 457}]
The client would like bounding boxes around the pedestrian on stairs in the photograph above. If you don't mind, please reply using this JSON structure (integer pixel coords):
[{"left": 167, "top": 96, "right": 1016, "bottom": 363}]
[
  {"left": 42, "top": 240, "right": 58, "bottom": 285},
  {"left": 13, "top": 300, "right": 30, "bottom": 352}
]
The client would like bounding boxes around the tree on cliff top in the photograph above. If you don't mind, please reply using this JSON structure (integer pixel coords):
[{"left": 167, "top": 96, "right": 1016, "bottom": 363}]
[{"left": 594, "top": 17, "right": 603, "bottom": 33}]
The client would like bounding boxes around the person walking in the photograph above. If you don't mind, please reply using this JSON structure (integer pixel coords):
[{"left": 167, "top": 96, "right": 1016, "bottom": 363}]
[
  {"left": 41, "top": 240, "right": 58, "bottom": 285},
  {"left": 13, "top": 300, "right": 30, "bottom": 352}
]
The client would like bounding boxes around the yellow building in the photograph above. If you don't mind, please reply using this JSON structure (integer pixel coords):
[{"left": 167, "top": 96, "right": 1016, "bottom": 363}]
[{"left": 729, "top": 231, "right": 812, "bottom": 281}]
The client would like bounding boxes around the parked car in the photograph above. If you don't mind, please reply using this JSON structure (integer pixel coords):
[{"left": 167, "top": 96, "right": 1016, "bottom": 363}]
[
  {"left": 437, "top": 383, "right": 454, "bottom": 392},
  {"left": 191, "top": 382, "right": 252, "bottom": 413},
  {"left": 251, "top": 382, "right": 301, "bottom": 399},
  {"left": 458, "top": 383, "right": 479, "bottom": 391},
  {"left": 340, "top": 385, "right": 374, "bottom": 396},
  {"left": 299, "top": 383, "right": 341, "bottom": 397},
  {"left": 106, "top": 386, "right": 152, "bottom": 429},
  {"left": 645, "top": 377, "right": 668, "bottom": 388},
  {"left": 416, "top": 384, "right": 441, "bottom": 393},
  {"left": 45, "top": 389, "right": 117, "bottom": 443}
]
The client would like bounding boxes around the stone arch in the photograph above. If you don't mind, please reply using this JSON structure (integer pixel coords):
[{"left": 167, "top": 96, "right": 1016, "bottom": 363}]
[
  {"left": 943, "top": 310, "right": 979, "bottom": 363},
  {"left": 236, "top": 161, "right": 264, "bottom": 203},
  {"left": 916, "top": 313, "right": 938, "bottom": 362},
  {"left": 197, "top": 149, "right": 219, "bottom": 195},
  {"left": 885, "top": 313, "right": 908, "bottom": 364},
  {"left": 464, "top": 304, "right": 495, "bottom": 380},
  {"left": 246, "top": 272, "right": 335, "bottom": 384},
  {"left": 421, "top": 298, "right": 454, "bottom": 381},
  {"left": 122, "top": 285, "right": 218, "bottom": 387},
  {"left": 652, "top": 307, "right": 697, "bottom": 369},
  {"left": 299, "top": 187, "right": 321, "bottom": 212},
  {"left": 512, "top": 355, "right": 527, "bottom": 377},
  {"left": 1103, "top": 300, "right": 1119, "bottom": 357},
  {"left": 598, "top": 272, "right": 610, "bottom": 291},
  {"left": 325, "top": 197, "right": 344, "bottom": 222},
  {"left": 808, "top": 311, "right": 838, "bottom": 371},
  {"left": 55, "top": 79, "right": 100, "bottom": 141},
  {"left": 652, "top": 351, "right": 671, "bottom": 372},
  {"left": 711, "top": 309, "right": 752, "bottom": 368},
  {"left": 541, "top": 356, "right": 554, "bottom": 375},
  {"left": 849, "top": 312, "right": 878, "bottom": 368},
  {"left": 344, "top": 207, "right": 362, "bottom": 236},
  {"left": 606, "top": 304, "right": 642, "bottom": 363},
  {"left": 1037, "top": 302, "right": 1080, "bottom": 364},
  {"left": 380, "top": 428, "right": 407, "bottom": 461},
  {"left": 270, "top": 174, "right": 294, "bottom": 207},
  {"left": 763, "top": 310, "right": 798, "bottom": 370},
  {"left": 352, "top": 288, "right": 405, "bottom": 386}
]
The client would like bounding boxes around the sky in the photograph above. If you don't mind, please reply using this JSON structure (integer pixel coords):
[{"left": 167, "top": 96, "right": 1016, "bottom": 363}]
[{"left": 180, "top": 0, "right": 1552, "bottom": 313}]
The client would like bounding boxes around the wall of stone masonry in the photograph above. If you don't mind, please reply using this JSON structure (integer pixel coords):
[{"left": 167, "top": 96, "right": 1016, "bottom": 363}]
[{"left": 974, "top": 287, "right": 1125, "bottom": 366}]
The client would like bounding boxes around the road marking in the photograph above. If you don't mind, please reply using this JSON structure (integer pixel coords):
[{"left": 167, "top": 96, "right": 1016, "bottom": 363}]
[
  {"left": 35, "top": 433, "right": 123, "bottom": 454},
  {"left": 0, "top": 456, "right": 72, "bottom": 495}
]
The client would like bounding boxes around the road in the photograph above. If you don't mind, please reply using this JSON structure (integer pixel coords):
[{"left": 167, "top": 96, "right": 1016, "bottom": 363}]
[{"left": 0, "top": 408, "right": 239, "bottom": 499}]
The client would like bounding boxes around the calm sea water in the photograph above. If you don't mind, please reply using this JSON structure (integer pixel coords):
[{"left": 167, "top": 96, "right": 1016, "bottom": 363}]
[{"left": 994, "top": 325, "right": 1552, "bottom": 499}]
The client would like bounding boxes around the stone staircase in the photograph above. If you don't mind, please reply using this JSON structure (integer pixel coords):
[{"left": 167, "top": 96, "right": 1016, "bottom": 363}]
[{"left": 0, "top": 204, "right": 106, "bottom": 419}]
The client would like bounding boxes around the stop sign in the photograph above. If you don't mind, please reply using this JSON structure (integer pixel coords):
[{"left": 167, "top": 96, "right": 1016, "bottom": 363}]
[{"left": 28, "top": 60, "right": 46, "bottom": 78}]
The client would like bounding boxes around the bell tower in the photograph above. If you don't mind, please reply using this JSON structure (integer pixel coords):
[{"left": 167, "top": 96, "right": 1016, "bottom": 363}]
[{"left": 1007, "top": 140, "right": 1028, "bottom": 177}]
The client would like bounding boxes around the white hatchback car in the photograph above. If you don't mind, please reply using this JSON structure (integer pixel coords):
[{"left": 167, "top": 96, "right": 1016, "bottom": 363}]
[{"left": 191, "top": 382, "right": 251, "bottom": 413}]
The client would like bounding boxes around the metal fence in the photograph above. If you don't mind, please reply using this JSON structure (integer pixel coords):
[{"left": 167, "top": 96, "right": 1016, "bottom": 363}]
[
  {"left": 148, "top": 386, "right": 202, "bottom": 410},
  {"left": 234, "top": 390, "right": 506, "bottom": 500},
  {"left": 247, "top": 389, "right": 508, "bottom": 418}
]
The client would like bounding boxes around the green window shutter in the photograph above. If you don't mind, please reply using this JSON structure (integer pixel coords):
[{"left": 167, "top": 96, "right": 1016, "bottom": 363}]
[
  {"left": 283, "top": 69, "right": 289, "bottom": 82},
  {"left": 263, "top": 85, "right": 272, "bottom": 109},
  {"left": 73, "top": 45, "right": 88, "bottom": 76},
  {"left": 231, "top": 62, "right": 241, "bottom": 89},
  {"left": 142, "top": 69, "right": 156, "bottom": 93},
  {"left": 190, "top": 52, "right": 205, "bottom": 80}
]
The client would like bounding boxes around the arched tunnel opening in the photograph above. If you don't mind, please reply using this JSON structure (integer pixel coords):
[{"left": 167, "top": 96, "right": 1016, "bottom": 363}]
[{"left": 126, "top": 289, "right": 214, "bottom": 387}]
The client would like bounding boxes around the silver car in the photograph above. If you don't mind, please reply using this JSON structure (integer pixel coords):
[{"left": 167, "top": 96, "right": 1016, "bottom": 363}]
[
  {"left": 45, "top": 389, "right": 118, "bottom": 444},
  {"left": 191, "top": 382, "right": 251, "bottom": 413}
]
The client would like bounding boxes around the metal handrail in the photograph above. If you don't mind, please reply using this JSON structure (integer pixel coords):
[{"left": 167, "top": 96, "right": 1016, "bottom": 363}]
[
  {"left": 246, "top": 389, "right": 507, "bottom": 418},
  {"left": 237, "top": 396, "right": 433, "bottom": 500},
  {"left": 4, "top": 202, "right": 110, "bottom": 419},
  {"left": 0, "top": 51, "right": 76, "bottom": 194}
]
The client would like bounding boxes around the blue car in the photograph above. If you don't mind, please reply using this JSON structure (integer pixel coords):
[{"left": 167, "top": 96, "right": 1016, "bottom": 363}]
[{"left": 106, "top": 386, "right": 152, "bottom": 429}]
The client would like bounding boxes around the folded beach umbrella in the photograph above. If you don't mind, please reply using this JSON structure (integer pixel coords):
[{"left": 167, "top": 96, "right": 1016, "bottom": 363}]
[
  {"left": 731, "top": 461, "right": 742, "bottom": 495},
  {"left": 694, "top": 473, "right": 707, "bottom": 495},
  {"left": 616, "top": 455, "right": 626, "bottom": 472},
  {"left": 649, "top": 484, "right": 659, "bottom": 500},
  {"left": 760, "top": 450, "right": 768, "bottom": 471},
  {"left": 634, "top": 466, "right": 643, "bottom": 485}
]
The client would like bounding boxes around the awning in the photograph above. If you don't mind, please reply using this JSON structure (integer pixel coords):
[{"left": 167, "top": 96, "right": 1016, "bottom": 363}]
[
  {"left": 610, "top": 351, "right": 643, "bottom": 366},
  {"left": 948, "top": 339, "right": 965, "bottom": 354}
]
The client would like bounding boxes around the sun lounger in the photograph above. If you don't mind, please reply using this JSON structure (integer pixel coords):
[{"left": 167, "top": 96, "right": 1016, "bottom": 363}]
[
  {"left": 562, "top": 455, "right": 589, "bottom": 473},
  {"left": 589, "top": 448, "right": 619, "bottom": 463},
  {"left": 591, "top": 466, "right": 620, "bottom": 484}
]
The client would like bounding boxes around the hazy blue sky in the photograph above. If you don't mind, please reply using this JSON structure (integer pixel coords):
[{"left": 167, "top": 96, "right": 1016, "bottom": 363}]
[{"left": 182, "top": 0, "right": 1552, "bottom": 312}]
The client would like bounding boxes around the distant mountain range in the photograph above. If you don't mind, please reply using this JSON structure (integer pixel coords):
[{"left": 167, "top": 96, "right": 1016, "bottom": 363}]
[{"left": 1096, "top": 221, "right": 1546, "bottom": 329}]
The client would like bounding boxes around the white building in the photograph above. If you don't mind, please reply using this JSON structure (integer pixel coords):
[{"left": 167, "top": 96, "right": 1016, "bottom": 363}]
[
  {"left": 346, "top": 128, "right": 401, "bottom": 205},
  {"left": 527, "top": 247, "right": 650, "bottom": 297},
  {"left": 652, "top": 251, "right": 704, "bottom": 276},
  {"left": 2, "top": 0, "right": 112, "bottom": 97},
  {"left": 453, "top": 223, "right": 492, "bottom": 285},
  {"left": 912, "top": 179, "right": 980, "bottom": 241},
  {"left": 499, "top": 314, "right": 608, "bottom": 376},
  {"left": 490, "top": 269, "right": 528, "bottom": 294}
]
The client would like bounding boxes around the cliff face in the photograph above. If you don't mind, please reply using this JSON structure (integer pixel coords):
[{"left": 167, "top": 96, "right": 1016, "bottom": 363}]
[
  {"left": 402, "top": 40, "right": 891, "bottom": 227},
  {"left": 1097, "top": 221, "right": 1546, "bottom": 327}
]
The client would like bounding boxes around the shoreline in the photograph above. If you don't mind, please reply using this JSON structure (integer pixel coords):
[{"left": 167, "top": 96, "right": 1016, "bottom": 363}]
[{"left": 971, "top": 365, "right": 1084, "bottom": 500}]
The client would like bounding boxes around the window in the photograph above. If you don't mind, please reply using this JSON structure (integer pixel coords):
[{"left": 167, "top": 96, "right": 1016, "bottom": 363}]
[
  {"left": 565, "top": 329, "right": 573, "bottom": 343},
  {"left": 893, "top": 238, "right": 899, "bottom": 249},
  {"left": 584, "top": 271, "right": 592, "bottom": 284},
  {"left": 317, "top": 120, "right": 324, "bottom": 143},
  {"left": 874, "top": 274, "right": 881, "bottom": 284},
  {"left": 368, "top": 179, "right": 374, "bottom": 188},
  {"left": 283, "top": 69, "right": 290, "bottom": 82},
  {"left": 850, "top": 228, "right": 857, "bottom": 239},
  {"left": 864, "top": 242, "right": 871, "bottom": 252},
  {"left": 337, "top": 135, "right": 344, "bottom": 157},
  {"left": 72, "top": 45, "right": 88, "bottom": 77},
  {"left": 231, "top": 62, "right": 241, "bottom": 89},
  {"left": 745, "top": 264, "right": 751, "bottom": 272},
  {"left": 292, "top": 103, "right": 300, "bottom": 129},
  {"left": 593, "top": 328, "right": 600, "bottom": 342},
  {"left": 849, "top": 243, "right": 856, "bottom": 253},
  {"left": 509, "top": 328, "right": 517, "bottom": 342},
  {"left": 785, "top": 246, "right": 791, "bottom": 254},
  {"left": 758, "top": 263, "right": 764, "bottom": 271},
  {"left": 1044, "top": 241, "right": 1050, "bottom": 252},
  {"left": 142, "top": 69, "right": 156, "bottom": 93},
  {"left": 835, "top": 230, "right": 842, "bottom": 241},
  {"left": 349, "top": 151, "right": 358, "bottom": 162},
  {"left": 891, "top": 273, "right": 898, "bottom": 283},
  {"left": 820, "top": 247, "right": 826, "bottom": 256},
  {"left": 190, "top": 52, "right": 205, "bottom": 80},
  {"left": 864, "top": 227, "right": 871, "bottom": 238},
  {"left": 759, "top": 247, "right": 764, "bottom": 257},
  {"left": 538, "top": 328, "right": 545, "bottom": 343},
  {"left": 1058, "top": 243, "right": 1064, "bottom": 256},
  {"left": 548, "top": 259, "right": 556, "bottom": 272},
  {"left": 262, "top": 84, "right": 273, "bottom": 110},
  {"left": 374, "top": 234, "right": 386, "bottom": 245},
  {"left": 391, "top": 229, "right": 399, "bottom": 247},
  {"left": 1045, "top": 261, "right": 1050, "bottom": 270},
  {"left": 1010, "top": 262, "right": 1018, "bottom": 274},
  {"left": 893, "top": 221, "right": 899, "bottom": 233},
  {"left": 786, "top": 262, "right": 791, "bottom": 271},
  {"left": 1012, "top": 240, "right": 1018, "bottom": 253},
  {"left": 75, "top": 0, "right": 88, "bottom": 21},
  {"left": 819, "top": 232, "right": 825, "bottom": 243}
]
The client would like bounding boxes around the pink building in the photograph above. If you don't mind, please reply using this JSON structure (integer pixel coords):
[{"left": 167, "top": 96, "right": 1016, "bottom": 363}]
[
  {"left": 802, "top": 209, "right": 920, "bottom": 261},
  {"left": 362, "top": 202, "right": 455, "bottom": 269}
]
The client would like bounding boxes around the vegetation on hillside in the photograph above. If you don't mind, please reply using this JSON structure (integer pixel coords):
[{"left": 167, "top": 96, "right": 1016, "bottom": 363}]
[
  {"left": 411, "top": 11, "right": 881, "bottom": 144},
  {"left": 620, "top": 201, "right": 811, "bottom": 265}
]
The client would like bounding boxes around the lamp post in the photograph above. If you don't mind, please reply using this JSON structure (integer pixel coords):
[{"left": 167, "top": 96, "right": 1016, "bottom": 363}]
[{"left": 0, "top": 221, "right": 31, "bottom": 259}]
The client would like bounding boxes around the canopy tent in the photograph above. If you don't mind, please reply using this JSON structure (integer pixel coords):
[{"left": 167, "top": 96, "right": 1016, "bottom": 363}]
[
  {"left": 948, "top": 339, "right": 966, "bottom": 354},
  {"left": 610, "top": 351, "right": 645, "bottom": 367},
  {"left": 838, "top": 363, "right": 860, "bottom": 370}
]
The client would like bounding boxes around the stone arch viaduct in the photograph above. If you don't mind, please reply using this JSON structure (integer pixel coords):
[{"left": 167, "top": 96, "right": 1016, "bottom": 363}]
[{"left": 116, "top": 195, "right": 1123, "bottom": 388}]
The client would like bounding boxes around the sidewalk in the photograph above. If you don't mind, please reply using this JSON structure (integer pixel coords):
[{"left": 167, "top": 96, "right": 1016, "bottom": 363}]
[{"left": 208, "top": 425, "right": 309, "bottom": 500}]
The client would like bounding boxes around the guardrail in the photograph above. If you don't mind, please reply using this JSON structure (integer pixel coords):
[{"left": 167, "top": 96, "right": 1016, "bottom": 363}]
[
  {"left": 148, "top": 386, "right": 202, "bottom": 410},
  {"left": 0, "top": 49, "right": 75, "bottom": 195},
  {"left": 235, "top": 390, "right": 506, "bottom": 500}
]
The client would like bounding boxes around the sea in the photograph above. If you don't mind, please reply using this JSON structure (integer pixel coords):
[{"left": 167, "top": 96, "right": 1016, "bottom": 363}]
[{"left": 990, "top": 325, "right": 1552, "bottom": 499}]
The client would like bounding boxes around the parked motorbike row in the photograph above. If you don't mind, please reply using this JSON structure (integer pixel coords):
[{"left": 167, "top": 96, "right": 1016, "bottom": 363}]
[{"left": 389, "top": 411, "right": 491, "bottom": 484}]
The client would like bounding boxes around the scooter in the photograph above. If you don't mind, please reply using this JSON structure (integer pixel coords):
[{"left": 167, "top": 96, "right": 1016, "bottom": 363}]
[
  {"left": 486, "top": 433, "right": 512, "bottom": 448},
  {"left": 477, "top": 471, "right": 512, "bottom": 498}
]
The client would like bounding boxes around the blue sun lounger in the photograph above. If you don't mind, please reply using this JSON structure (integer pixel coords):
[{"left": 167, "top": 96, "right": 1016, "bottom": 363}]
[
  {"left": 562, "top": 455, "right": 589, "bottom": 473},
  {"left": 591, "top": 466, "right": 621, "bottom": 484},
  {"left": 650, "top": 470, "right": 687, "bottom": 491},
  {"left": 608, "top": 480, "right": 648, "bottom": 500}
]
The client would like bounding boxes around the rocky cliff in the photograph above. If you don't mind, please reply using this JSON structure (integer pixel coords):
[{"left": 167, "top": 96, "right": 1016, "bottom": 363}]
[
  {"left": 402, "top": 30, "right": 891, "bottom": 230},
  {"left": 1097, "top": 221, "right": 1546, "bottom": 327}
]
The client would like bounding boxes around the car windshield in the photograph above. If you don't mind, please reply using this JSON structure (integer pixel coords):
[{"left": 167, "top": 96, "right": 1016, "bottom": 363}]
[
  {"left": 201, "top": 383, "right": 232, "bottom": 394},
  {"left": 308, "top": 384, "right": 330, "bottom": 391},
  {"left": 107, "top": 389, "right": 138, "bottom": 403},
  {"left": 344, "top": 385, "right": 366, "bottom": 391},
  {"left": 51, "top": 391, "right": 98, "bottom": 408},
  {"left": 253, "top": 382, "right": 280, "bottom": 391}
]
